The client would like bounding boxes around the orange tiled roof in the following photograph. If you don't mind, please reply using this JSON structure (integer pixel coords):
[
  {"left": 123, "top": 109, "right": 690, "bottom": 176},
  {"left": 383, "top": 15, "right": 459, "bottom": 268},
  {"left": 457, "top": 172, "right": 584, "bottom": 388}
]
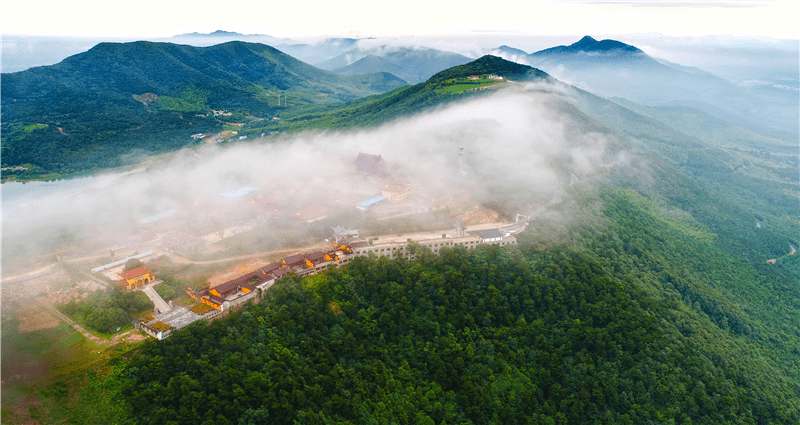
[{"left": 121, "top": 266, "right": 152, "bottom": 280}]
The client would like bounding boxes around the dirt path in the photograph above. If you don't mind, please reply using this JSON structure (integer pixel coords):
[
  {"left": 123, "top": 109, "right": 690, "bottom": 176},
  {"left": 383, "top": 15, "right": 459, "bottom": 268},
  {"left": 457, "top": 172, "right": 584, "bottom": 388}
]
[
  {"left": 3, "top": 251, "right": 110, "bottom": 284},
  {"left": 35, "top": 298, "right": 142, "bottom": 346},
  {"left": 2, "top": 263, "right": 59, "bottom": 284},
  {"left": 37, "top": 298, "right": 103, "bottom": 344}
]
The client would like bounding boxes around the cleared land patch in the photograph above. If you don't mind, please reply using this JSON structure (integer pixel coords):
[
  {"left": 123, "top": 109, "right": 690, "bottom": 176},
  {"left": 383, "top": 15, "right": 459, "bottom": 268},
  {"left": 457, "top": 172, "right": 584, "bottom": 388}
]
[
  {"left": 17, "top": 307, "right": 60, "bottom": 333},
  {"left": 434, "top": 77, "right": 509, "bottom": 94}
]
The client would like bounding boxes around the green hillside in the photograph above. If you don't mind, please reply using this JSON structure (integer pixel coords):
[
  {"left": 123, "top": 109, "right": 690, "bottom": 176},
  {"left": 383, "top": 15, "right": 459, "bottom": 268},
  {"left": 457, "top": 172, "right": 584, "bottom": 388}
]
[
  {"left": 8, "top": 54, "right": 799, "bottom": 425},
  {"left": 0, "top": 41, "right": 406, "bottom": 179},
  {"left": 570, "top": 89, "right": 799, "bottom": 245},
  {"left": 242, "top": 55, "right": 550, "bottom": 134}
]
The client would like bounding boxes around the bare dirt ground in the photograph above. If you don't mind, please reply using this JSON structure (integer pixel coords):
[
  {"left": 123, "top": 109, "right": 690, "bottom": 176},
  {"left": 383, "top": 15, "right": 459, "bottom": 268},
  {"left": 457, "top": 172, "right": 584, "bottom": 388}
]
[
  {"left": 2, "top": 262, "right": 140, "bottom": 346},
  {"left": 208, "top": 258, "right": 276, "bottom": 287},
  {"left": 455, "top": 205, "right": 501, "bottom": 225},
  {"left": 2, "top": 265, "right": 106, "bottom": 315},
  {"left": 16, "top": 308, "right": 61, "bottom": 333},
  {"left": 204, "top": 240, "right": 335, "bottom": 287},
  {"left": 2, "top": 250, "right": 111, "bottom": 285},
  {"left": 165, "top": 247, "right": 297, "bottom": 266},
  {"left": 2, "top": 267, "right": 68, "bottom": 313},
  {"left": 100, "top": 264, "right": 125, "bottom": 282}
]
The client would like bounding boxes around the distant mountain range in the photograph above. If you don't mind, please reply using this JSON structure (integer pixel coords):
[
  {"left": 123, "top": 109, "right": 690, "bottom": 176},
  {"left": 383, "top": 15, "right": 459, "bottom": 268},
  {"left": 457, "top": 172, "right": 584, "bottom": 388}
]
[
  {"left": 275, "top": 38, "right": 361, "bottom": 66},
  {"left": 3, "top": 35, "right": 796, "bottom": 179},
  {"left": 3, "top": 40, "right": 403, "bottom": 111},
  {"left": 490, "top": 36, "right": 799, "bottom": 140},
  {"left": 333, "top": 55, "right": 410, "bottom": 82},
  {"left": 169, "top": 30, "right": 294, "bottom": 48},
  {"left": 176, "top": 30, "right": 250, "bottom": 37},
  {"left": 317, "top": 46, "right": 473, "bottom": 84}
]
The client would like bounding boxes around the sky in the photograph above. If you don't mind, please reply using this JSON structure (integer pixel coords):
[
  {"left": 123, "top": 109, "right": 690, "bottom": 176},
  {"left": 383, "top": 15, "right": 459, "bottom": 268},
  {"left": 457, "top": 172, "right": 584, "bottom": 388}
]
[{"left": 2, "top": 0, "right": 798, "bottom": 40}]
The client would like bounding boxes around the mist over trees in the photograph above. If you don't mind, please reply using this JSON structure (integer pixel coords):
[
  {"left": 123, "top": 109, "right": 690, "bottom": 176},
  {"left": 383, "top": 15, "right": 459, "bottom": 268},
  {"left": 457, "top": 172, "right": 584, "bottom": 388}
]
[{"left": 3, "top": 36, "right": 798, "bottom": 425}]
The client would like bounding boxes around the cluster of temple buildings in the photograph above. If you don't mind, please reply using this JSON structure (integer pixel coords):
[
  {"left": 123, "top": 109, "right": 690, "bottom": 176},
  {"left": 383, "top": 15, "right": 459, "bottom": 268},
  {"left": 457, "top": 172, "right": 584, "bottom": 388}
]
[
  {"left": 186, "top": 245, "right": 353, "bottom": 311},
  {"left": 187, "top": 223, "right": 519, "bottom": 312}
]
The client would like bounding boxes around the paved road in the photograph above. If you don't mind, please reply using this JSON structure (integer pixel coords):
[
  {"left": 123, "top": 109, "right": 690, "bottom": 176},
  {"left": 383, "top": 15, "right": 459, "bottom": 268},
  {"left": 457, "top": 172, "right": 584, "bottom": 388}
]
[{"left": 140, "top": 283, "right": 171, "bottom": 313}]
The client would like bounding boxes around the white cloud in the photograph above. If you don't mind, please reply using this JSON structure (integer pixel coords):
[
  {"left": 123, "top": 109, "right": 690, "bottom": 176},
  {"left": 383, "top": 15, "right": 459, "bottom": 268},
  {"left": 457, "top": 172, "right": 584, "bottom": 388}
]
[{"left": 3, "top": 1, "right": 797, "bottom": 39}]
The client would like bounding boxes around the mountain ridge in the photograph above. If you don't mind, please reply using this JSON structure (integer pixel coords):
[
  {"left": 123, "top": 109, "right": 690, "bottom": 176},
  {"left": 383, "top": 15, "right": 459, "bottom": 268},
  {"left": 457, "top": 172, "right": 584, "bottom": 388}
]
[
  {"left": 534, "top": 35, "right": 645, "bottom": 56},
  {"left": 318, "top": 46, "right": 473, "bottom": 84},
  {"left": 491, "top": 36, "right": 799, "bottom": 138}
]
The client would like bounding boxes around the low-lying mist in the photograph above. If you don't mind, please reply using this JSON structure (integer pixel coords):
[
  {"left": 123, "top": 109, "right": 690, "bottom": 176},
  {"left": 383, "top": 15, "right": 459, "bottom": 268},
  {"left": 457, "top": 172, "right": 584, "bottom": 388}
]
[{"left": 2, "top": 82, "right": 631, "bottom": 273}]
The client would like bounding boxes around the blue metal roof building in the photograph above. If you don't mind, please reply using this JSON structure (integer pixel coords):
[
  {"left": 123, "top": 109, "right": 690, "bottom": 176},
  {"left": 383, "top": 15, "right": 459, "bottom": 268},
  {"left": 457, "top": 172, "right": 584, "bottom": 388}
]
[
  {"left": 220, "top": 187, "right": 257, "bottom": 199},
  {"left": 358, "top": 195, "right": 387, "bottom": 208}
]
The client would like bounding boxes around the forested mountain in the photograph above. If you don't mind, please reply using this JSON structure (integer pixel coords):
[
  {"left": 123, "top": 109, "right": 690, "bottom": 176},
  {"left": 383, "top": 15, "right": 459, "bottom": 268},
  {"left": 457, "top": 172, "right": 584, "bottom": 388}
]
[
  {"left": 0, "top": 41, "right": 405, "bottom": 177},
  {"left": 491, "top": 36, "right": 799, "bottom": 139},
  {"left": 333, "top": 55, "right": 411, "bottom": 83},
  {"left": 534, "top": 35, "right": 645, "bottom": 56}
]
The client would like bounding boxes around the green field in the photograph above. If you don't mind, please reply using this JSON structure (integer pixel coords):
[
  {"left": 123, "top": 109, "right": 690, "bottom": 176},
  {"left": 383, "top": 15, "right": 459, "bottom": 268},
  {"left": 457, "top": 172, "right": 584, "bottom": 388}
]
[
  {"left": 1, "top": 314, "right": 81, "bottom": 416},
  {"left": 1, "top": 310, "right": 132, "bottom": 424}
]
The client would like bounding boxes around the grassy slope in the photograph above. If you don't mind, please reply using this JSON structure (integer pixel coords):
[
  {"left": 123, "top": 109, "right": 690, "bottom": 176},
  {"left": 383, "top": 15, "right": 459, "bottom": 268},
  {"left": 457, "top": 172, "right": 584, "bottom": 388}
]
[{"left": 1, "top": 311, "right": 117, "bottom": 424}]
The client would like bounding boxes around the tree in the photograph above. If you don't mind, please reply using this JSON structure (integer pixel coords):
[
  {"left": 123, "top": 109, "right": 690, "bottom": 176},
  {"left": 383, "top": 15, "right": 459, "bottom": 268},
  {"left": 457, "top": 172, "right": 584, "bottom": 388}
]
[{"left": 123, "top": 258, "right": 143, "bottom": 272}]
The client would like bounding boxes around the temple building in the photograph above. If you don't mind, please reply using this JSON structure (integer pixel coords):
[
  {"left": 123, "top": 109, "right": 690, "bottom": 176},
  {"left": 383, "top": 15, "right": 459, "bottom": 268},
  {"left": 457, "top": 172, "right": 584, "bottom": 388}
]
[
  {"left": 330, "top": 225, "right": 359, "bottom": 244},
  {"left": 355, "top": 152, "right": 389, "bottom": 177},
  {"left": 120, "top": 266, "right": 155, "bottom": 290}
]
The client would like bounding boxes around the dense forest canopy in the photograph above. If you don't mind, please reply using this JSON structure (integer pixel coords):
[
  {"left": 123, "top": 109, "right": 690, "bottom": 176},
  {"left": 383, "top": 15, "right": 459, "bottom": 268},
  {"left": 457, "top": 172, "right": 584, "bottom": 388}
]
[{"left": 83, "top": 177, "right": 799, "bottom": 424}]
